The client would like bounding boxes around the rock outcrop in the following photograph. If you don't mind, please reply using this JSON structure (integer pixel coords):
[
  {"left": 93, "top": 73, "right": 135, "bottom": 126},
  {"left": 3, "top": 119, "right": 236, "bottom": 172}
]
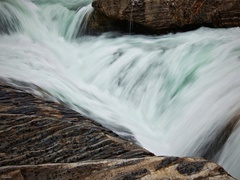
[
  {"left": 0, "top": 81, "right": 236, "bottom": 179},
  {"left": 92, "top": 0, "right": 240, "bottom": 34},
  {"left": 0, "top": 81, "right": 152, "bottom": 166},
  {"left": 0, "top": 157, "right": 235, "bottom": 180}
]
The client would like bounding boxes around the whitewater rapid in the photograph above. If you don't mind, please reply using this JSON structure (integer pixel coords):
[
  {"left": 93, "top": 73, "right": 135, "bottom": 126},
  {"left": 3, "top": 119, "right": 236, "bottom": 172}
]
[{"left": 0, "top": 0, "right": 240, "bottom": 178}]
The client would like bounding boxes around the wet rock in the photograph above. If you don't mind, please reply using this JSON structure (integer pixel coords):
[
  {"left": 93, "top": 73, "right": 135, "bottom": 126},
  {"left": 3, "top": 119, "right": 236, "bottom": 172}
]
[
  {"left": 176, "top": 161, "right": 205, "bottom": 175},
  {"left": 86, "top": 9, "right": 154, "bottom": 35},
  {"left": 0, "top": 157, "right": 235, "bottom": 180},
  {"left": 155, "top": 156, "right": 179, "bottom": 170},
  {"left": 86, "top": 10, "right": 128, "bottom": 35},
  {"left": 92, "top": 0, "right": 240, "bottom": 34},
  {"left": 0, "top": 81, "right": 236, "bottom": 179},
  {"left": 0, "top": 81, "right": 152, "bottom": 166}
]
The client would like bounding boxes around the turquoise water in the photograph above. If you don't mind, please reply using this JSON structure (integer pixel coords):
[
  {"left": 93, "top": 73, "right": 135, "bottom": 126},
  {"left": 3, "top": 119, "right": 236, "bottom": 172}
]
[{"left": 0, "top": 0, "right": 240, "bottom": 178}]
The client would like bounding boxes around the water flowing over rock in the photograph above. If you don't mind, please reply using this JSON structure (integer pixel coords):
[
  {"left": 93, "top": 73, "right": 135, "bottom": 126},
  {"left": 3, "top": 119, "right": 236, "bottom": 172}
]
[
  {"left": 0, "top": 81, "right": 152, "bottom": 166},
  {"left": 92, "top": 0, "right": 240, "bottom": 34},
  {"left": 1, "top": 0, "right": 240, "bottom": 179},
  {"left": 0, "top": 82, "right": 236, "bottom": 179}
]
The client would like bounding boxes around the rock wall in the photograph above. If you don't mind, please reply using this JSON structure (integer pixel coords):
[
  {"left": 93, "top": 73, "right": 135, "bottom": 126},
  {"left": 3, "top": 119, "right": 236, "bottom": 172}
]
[{"left": 92, "top": 0, "right": 240, "bottom": 34}]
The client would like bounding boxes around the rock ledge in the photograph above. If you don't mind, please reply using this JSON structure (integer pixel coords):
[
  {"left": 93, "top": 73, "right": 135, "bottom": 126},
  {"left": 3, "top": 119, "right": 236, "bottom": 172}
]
[{"left": 92, "top": 0, "right": 240, "bottom": 34}]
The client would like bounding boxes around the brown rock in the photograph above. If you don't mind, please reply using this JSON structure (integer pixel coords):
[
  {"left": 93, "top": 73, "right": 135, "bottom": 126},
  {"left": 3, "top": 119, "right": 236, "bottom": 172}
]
[
  {"left": 0, "top": 157, "right": 235, "bottom": 180},
  {"left": 0, "top": 170, "right": 24, "bottom": 180},
  {"left": 92, "top": 0, "right": 240, "bottom": 34},
  {"left": 86, "top": 10, "right": 127, "bottom": 34},
  {"left": 0, "top": 81, "right": 152, "bottom": 166},
  {"left": 0, "top": 81, "right": 236, "bottom": 179}
]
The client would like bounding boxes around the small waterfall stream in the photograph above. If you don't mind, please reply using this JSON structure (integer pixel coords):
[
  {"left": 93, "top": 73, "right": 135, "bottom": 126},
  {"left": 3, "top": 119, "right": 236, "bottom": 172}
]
[
  {"left": 129, "top": 0, "right": 135, "bottom": 34},
  {"left": 0, "top": 0, "right": 240, "bottom": 178}
]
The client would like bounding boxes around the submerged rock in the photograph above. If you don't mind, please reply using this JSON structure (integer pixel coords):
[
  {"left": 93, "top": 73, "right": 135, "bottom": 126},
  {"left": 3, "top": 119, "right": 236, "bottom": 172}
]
[
  {"left": 92, "top": 0, "right": 240, "bottom": 34},
  {"left": 0, "top": 81, "right": 236, "bottom": 179}
]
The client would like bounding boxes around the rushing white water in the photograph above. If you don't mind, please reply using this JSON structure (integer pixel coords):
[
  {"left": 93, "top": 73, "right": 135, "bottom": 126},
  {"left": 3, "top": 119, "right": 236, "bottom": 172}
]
[{"left": 0, "top": 0, "right": 240, "bottom": 178}]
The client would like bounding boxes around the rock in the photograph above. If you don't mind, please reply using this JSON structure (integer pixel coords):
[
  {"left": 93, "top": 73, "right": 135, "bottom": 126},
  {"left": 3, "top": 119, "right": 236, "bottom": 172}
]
[
  {"left": 86, "top": 9, "right": 154, "bottom": 35},
  {"left": 0, "top": 157, "right": 235, "bottom": 180},
  {"left": 86, "top": 10, "right": 128, "bottom": 35},
  {"left": 92, "top": 0, "right": 240, "bottom": 34},
  {"left": 0, "top": 81, "right": 152, "bottom": 166},
  {"left": 0, "top": 81, "right": 236, "bottom": 179}
]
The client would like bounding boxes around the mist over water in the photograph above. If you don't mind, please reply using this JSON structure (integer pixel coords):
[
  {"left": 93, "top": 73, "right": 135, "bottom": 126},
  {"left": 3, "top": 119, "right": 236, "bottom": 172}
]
[{"left": 0, "top": 0, "right": 240, "bottom": 178}]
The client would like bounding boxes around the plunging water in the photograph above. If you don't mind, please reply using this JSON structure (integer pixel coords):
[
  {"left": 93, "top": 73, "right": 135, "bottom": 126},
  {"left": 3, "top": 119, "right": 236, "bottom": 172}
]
[{"left": 0, "top": 0, "right": 240, "bottom": 178}]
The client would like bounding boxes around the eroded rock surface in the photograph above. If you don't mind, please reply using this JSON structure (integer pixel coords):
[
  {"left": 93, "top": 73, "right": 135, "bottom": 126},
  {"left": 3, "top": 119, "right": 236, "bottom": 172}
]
[
  {"left": 92, "top": 0, "right": 240, "bottom": 34},
  {"left": 0, "top": 81, "right": 152, "bottom": 166},
  {"left": 0, "top": 157, "right": 235, "bottom": 180},
  {"left": 0, "top": 81, "right": 236, "bottom": 179}
]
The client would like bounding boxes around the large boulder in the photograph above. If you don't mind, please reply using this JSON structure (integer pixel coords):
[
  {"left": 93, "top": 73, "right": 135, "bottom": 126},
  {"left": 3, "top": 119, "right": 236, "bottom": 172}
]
[
  {"left": 0, "top": 81, "right": 236, "bottom": 179},
  {"left": 92, "top": 0, "right": 240, "bottom": 34}
]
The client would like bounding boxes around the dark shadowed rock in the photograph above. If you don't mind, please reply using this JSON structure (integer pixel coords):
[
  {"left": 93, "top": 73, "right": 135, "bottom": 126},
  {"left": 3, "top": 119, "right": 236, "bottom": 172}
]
[
  {"left": 86, "top": 9, "right": 155, "bottom": 35},
  {"left": 92, "top": 0, "right": 240, "bottom": 34},
  {"left": 86, "top": 10, "right": 128, "bottom": 35}
]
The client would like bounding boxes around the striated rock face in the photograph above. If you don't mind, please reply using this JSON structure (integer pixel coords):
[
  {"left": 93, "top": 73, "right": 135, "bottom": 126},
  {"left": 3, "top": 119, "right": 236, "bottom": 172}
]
[
  {"left": 0, "top": 81, "right": 236, "bottom": 179},
  {"left": 87, "top": 10, "right": 127, "bottom": 34},
  {"left": 92, "top": 0, "right": 240, "bottom": 34},
  {"left": 0, "top": 157, "right": 235, "bottom": 180},
  {"left": 0, "top": 81, "right": 152, "bottom": 166}
]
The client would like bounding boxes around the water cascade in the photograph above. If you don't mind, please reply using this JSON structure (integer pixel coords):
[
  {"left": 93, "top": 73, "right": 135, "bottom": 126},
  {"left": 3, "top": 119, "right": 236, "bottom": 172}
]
[{"left": 0, "top": 0, "right": 240, "bottom": 178}]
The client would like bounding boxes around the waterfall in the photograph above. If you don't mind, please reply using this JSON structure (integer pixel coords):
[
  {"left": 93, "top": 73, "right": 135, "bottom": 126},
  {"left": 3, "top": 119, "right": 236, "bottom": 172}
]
[{"left": 0, "top": 0, "right": 240, "bottom": 178}]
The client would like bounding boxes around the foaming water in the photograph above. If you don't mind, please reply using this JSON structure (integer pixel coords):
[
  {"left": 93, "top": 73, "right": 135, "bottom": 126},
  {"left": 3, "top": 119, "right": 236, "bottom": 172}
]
[
  {"left": 0, "top": 0, "right": 93, "bottom": 39},
  {"left": 0, "top": 0, "right": 240, "bottom": 178}
]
